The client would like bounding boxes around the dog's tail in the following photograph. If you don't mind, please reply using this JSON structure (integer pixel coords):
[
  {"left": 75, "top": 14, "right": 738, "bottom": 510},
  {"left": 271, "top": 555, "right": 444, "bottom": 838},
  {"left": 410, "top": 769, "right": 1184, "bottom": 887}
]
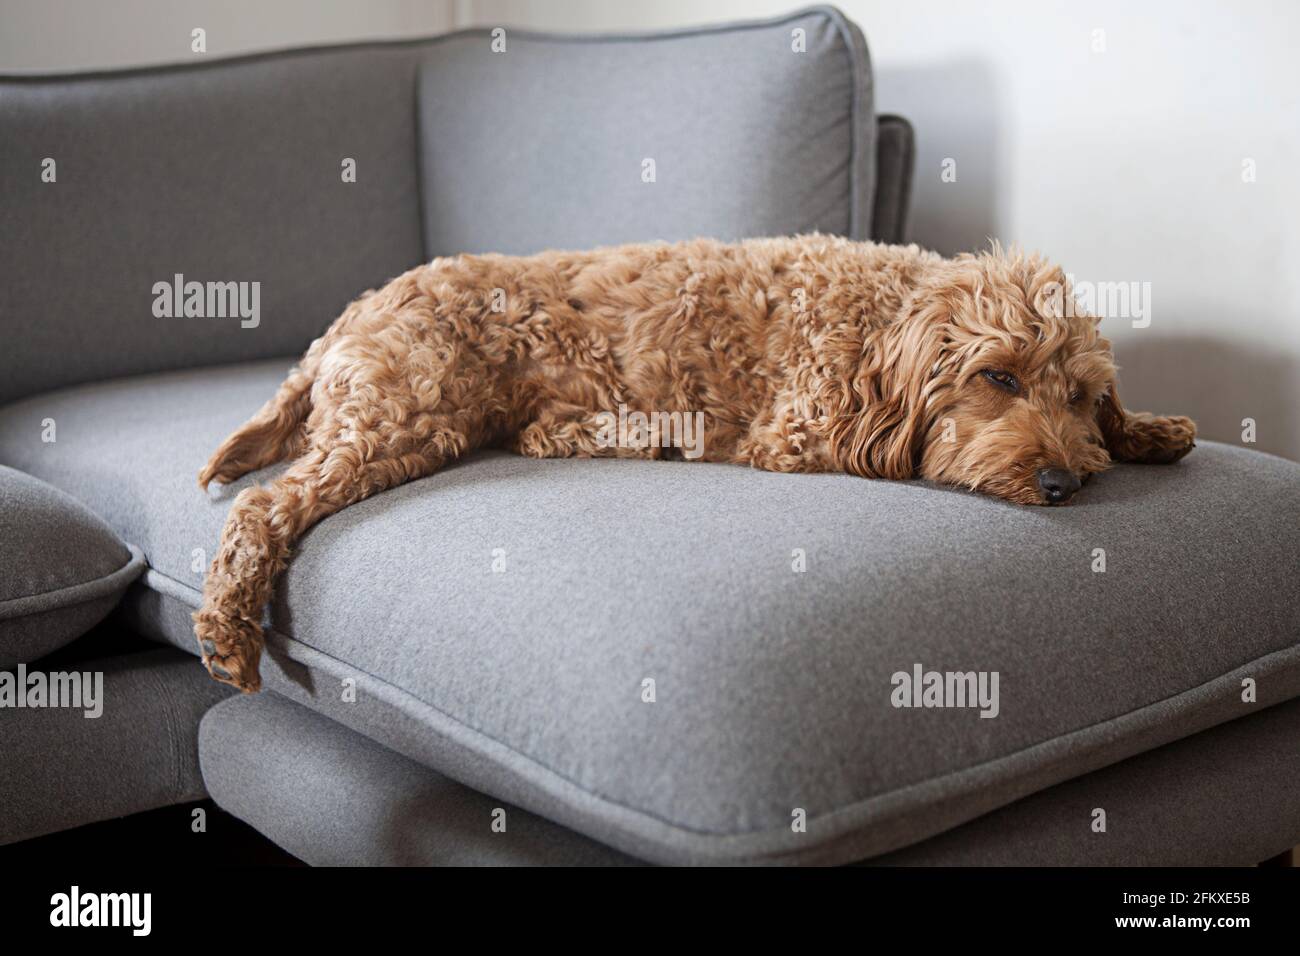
[{"left": 198, "top": 356, "right": 318, "bottom": 490}]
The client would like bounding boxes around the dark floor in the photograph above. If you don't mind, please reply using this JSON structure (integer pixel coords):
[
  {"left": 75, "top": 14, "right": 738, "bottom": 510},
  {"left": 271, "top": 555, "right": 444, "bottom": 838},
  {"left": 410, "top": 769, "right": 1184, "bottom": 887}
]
[{"left": 1, "top": 800, "right": 304, "bottom": 866}]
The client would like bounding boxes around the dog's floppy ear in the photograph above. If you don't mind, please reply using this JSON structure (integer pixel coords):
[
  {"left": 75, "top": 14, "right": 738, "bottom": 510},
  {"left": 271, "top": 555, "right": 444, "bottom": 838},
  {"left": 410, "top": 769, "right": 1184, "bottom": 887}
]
[
  {"left": 1096, "top": 378, "right": 1197, "bottom": 464},
  {"left": 827, "top": 309, "right": 947, "bottom": 480}
]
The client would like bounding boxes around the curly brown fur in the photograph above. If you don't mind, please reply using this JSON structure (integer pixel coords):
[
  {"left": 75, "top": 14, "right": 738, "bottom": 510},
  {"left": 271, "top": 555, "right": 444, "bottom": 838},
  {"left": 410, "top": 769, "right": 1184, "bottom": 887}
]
[{"left": 194, "top": 235, "right": 1195, "bottom": 691}]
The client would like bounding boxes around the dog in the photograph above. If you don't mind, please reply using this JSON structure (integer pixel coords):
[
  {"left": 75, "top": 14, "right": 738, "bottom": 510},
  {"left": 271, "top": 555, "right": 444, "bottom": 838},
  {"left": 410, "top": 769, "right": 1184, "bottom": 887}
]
[{"left": 193, "top": 235, "right": 1195, "bottom": 691}]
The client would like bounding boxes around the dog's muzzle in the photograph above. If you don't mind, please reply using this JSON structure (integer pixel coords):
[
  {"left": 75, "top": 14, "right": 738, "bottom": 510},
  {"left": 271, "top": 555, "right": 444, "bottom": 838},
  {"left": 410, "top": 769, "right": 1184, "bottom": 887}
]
[{"left": 1037, "top": 467, "right": 1081, "bottom": 504}]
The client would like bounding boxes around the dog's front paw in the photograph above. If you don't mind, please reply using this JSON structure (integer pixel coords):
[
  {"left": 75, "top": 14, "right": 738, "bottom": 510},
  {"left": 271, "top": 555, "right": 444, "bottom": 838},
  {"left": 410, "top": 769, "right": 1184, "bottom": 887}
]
[
  {"left": 1139, "top": 413, "right": 1196, "bottom": 464},
  {"left": 193, "top": 609, "right": 263, "bottom": 693},
  {"left": 1113, "top": 412, "right": 1196, "bottom": 465}
]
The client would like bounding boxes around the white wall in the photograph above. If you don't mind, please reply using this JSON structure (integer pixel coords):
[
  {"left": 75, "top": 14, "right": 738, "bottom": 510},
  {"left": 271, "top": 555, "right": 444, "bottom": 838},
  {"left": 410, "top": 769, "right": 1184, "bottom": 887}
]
[
  {"left": 0, "top": 0, "right": 454, "bottom": 71},
  {"left": 464, "top": 0, "right": 1300, "bottom": 462},
  {"left": 4, "top": 0, "right": 1296, "bottom": 459}
]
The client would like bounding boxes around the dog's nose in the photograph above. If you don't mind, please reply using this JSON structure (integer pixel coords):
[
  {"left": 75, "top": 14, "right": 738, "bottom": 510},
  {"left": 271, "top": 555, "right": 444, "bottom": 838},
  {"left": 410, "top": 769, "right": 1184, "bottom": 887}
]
[{"left": 1037, "top": 467, "right": 1081, "bottom": 504}]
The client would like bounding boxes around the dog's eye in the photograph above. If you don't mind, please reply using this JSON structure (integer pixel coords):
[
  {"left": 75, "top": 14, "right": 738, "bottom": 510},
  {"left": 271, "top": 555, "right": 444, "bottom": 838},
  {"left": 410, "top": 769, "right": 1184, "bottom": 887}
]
[
  {"left": 980, "top": 369, "right": 1019, "bottom": 393},
  {"left": 1069, "top": 389, "right": 1085, "bottom": 405}
]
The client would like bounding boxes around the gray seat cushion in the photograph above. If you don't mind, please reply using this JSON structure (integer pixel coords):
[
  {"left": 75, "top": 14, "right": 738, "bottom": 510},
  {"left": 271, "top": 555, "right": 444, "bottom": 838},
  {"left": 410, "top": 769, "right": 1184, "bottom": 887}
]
[
  {"left": 200, "top": 691, "right": 638, "bottom": 866},
  {"left": 1, "top": 360, "right": 1297, "bottom": 864},
  {"left": 0, "top": 465, "right": 145, "bottom": 667},
  {"left": 199, "top": 688, "right": 1300, "bottom": 866}
]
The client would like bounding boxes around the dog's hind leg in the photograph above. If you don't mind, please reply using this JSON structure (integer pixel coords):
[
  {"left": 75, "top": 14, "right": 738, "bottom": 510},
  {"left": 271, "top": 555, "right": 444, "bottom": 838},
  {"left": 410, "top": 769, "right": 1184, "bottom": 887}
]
[
  {"left": 193, "top": 412, "right": 475, "bottom": 692},
  {"left": 198, "top": 361, "right": 318, "bottom": 489}
]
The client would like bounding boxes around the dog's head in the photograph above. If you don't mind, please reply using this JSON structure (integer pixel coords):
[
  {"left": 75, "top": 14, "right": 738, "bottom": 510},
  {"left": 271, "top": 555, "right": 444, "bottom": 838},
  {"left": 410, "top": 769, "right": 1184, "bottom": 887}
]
[{"left": 829, "top": 247, "right": 1195, "bottom": 504}]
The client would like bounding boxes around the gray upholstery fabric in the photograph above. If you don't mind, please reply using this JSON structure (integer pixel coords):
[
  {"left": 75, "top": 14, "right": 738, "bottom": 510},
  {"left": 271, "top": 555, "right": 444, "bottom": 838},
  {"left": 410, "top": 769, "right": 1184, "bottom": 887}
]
[
  {"left": 0, "top": 647, "right": 233, "bottom": 845},
  {"left": 0, "top": 46, "right": 426, "bottom": 407},
  {"left": 2, "top": 360, "right": 1297, "bottom": 865},
  {"left": 873, "top": 694, "right": 1300, "bottom": 866},
  {"left": 0, "top": 465, "right": 145, "bottom": 667},
  {"left": 0, "top": 5, "right": 884, "bottom": 407},
  {"left": 200, "top": 691, "right": 637, "bottom": 866},
  {"left": 201, "top": 687, "right": 1300, "bottom": 867},
  {"left": 417, "top": 7, "right": 873, "bottom": 256},
  {"left": 871, "top": 115, "right": 915, "bottom": 244}
]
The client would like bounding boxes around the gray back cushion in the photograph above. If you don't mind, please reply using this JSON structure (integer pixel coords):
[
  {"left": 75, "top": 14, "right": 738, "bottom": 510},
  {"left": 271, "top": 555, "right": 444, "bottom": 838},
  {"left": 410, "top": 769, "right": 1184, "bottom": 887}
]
[
  {"left": 0, "top": 47, "right": 426, "bottom": 407},
  {"left": 0, "top": 7, "right": 874, "bottom": 405},
  {"left": 418, "top": 8, "right": 873, "bottom": 256}
]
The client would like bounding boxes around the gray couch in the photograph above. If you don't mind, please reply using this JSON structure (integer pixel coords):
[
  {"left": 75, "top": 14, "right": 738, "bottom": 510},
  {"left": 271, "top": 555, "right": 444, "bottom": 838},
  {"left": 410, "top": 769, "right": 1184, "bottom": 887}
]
[{"left": 1, "top": 7, "right": 1297, "bottom": 866}]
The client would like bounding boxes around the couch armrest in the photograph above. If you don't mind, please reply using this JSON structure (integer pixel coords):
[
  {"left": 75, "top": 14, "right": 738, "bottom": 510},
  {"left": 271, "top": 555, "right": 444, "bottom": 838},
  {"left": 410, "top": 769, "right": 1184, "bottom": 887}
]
[{"left": 871, "top": 114, "right": 916, "bottom": 245}]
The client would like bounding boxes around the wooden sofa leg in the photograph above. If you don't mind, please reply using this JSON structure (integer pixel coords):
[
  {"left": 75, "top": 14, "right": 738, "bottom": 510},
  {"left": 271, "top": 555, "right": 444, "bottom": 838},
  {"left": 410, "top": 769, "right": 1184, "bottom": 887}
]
[{"left": 1259, "top": 848, "right": 1295, "bottom": 867}]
